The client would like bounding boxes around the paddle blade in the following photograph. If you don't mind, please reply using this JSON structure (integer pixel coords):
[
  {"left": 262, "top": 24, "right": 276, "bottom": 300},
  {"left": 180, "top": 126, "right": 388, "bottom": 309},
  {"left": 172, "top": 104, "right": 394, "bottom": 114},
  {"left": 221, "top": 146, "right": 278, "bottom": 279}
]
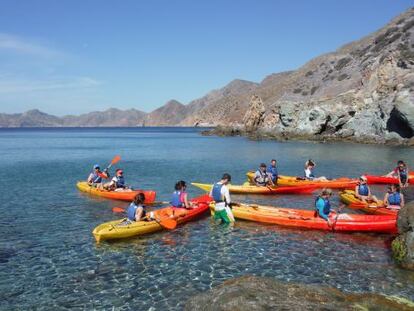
[
  {"left": 112, "top": 207, "right": 125, "bottom": 213},
  {"left": 111, "top": 155, "right": 121, "bottom": 166},
  {"left": 159, "top": 218, "right": 177, "bottom": 230}
]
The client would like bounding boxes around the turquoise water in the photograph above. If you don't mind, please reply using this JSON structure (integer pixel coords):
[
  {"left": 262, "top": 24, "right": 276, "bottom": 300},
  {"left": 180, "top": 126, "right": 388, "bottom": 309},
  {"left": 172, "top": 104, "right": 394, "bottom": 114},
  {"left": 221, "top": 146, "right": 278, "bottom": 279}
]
[{"left": 1, "top": 127, "right": 414, "bottom": 310}]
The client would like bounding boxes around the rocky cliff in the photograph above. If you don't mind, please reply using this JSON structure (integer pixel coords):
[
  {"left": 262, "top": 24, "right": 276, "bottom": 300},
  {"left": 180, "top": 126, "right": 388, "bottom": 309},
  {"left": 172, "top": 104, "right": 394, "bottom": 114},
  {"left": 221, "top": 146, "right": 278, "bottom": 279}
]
[
  {"left": 1, "top": 8, "right": 413, "bottom": 143},
  {"left": 214, "top": 8, "right": 414, "bottom": 144}
]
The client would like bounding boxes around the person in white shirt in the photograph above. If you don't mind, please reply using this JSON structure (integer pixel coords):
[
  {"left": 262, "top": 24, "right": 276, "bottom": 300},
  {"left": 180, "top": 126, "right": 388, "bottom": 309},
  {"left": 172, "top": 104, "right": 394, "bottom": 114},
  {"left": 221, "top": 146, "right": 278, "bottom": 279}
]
[
  {"left": 304, "top": 160, "right": 327, "bottom": 181},
  {"left": 209, "top": 173, "right": 234, "bottom": 224}
]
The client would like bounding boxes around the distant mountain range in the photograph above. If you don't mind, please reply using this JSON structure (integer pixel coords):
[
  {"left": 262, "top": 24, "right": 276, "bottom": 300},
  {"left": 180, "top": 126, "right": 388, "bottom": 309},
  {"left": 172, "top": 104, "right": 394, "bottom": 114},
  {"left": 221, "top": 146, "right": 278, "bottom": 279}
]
[{"left": 1, "top": 7, "right": 413, "bottom": 145}]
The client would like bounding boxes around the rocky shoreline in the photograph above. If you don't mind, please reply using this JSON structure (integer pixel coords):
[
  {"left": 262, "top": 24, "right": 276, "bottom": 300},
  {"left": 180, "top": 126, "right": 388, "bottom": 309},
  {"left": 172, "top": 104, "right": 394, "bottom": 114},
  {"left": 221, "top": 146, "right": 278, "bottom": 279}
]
[{"left": 202, "top": 125, "right": 414, "bottom": 146}]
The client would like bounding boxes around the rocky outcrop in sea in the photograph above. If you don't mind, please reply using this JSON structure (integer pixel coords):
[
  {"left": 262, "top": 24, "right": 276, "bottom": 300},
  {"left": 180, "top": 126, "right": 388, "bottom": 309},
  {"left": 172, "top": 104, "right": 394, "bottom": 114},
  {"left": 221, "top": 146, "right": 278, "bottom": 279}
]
[
  {"left": 392, "top": 201, "right": 414, "bottom": 270},
  {"left": 185, "top": 275, "right": 414, "bottom": 311}
]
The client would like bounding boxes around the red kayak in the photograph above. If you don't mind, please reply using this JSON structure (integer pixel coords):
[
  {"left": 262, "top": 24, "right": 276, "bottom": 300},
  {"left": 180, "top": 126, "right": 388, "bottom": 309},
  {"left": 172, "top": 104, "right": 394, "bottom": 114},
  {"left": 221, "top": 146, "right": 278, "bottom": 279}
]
[{"left": 364, "top": 174, "right": 413, "bottom": 185}]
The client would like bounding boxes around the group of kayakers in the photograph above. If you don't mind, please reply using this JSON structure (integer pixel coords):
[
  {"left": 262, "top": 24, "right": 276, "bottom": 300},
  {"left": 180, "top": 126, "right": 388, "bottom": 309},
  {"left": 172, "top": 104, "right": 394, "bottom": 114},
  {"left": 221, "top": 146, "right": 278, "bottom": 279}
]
[{"left": 85, "top": 158, "right": 409, "bottom": 226}]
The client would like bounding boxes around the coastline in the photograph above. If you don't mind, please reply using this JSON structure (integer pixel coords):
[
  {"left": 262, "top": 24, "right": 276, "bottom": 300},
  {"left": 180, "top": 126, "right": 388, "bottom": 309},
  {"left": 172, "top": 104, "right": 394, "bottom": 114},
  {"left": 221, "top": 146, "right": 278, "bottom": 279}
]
[{"left": 202, "top": 126, "right": 414, "bottom": 146}]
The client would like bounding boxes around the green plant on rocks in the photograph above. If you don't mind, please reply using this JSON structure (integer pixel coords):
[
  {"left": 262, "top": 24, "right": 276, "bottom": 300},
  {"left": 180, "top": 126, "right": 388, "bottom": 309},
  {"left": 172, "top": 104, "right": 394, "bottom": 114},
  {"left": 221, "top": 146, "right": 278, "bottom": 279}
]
[{"left": 392, "top": 236, "right": 407, "bottom": 264}]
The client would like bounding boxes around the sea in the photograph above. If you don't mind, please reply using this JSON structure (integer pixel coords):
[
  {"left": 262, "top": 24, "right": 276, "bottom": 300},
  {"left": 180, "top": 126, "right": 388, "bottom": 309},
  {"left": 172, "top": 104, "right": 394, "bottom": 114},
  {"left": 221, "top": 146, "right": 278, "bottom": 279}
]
[{"left": 1, "top": 127, "right": 413, "bottom": 310}]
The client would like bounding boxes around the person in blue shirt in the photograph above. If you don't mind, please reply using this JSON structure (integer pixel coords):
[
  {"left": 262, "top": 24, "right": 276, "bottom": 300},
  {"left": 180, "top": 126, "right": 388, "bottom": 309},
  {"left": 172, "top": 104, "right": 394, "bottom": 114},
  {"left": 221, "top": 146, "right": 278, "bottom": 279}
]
[
  {"left": 267, "top": 159, "right": 278, "bottom": 185},
  {"left": 384, "top": 184, "right": 405, "bottom": 209},
  {"left": 314, "top": 188, "right": 343, "bottom": 226},
  {"left": 354, "top": 176, "right": 378, "bottom": 203}
]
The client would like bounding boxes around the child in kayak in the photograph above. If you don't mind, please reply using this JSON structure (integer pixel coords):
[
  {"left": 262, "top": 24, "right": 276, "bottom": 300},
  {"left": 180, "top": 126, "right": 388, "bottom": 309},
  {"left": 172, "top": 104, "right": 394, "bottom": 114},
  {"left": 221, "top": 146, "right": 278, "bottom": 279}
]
[
  {"left": 267, "top": 159, "right": 278, "bottom": 185},
  {"left": 210, "top": 173, "right": 235, "bottom": 224},
  {"left": 355, "top": 176, "right": 378, "bottom": 203},
  {"left": 254, "top": 163, "right": 274, "bottom": 187},
  {"left": 386, "top": 160, "right": 409, "bottom": 188},
  {"left": 172, "top": 180, "right": 192, "bottom": 208},
  {"left": 105, "top": 169, "right": 130, "bottom": 191},
  {"left": 304, "top": 160, "right": 327, "bottom": 181},
  {"left": 384, "top": 184, "right": 405, "bottom": 209},
  {"left": 87, "top": 164, "right": 109, "bottom": 189},
  {"left": 127, "top": 193, "right": 147, "bottom": 221}
]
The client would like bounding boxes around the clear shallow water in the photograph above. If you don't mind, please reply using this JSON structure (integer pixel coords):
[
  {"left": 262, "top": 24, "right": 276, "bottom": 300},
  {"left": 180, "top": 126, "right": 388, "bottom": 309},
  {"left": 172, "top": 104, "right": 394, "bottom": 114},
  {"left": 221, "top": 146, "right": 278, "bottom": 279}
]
[{"left": 1, "top": 127, "right": 414, "bottom": 310}]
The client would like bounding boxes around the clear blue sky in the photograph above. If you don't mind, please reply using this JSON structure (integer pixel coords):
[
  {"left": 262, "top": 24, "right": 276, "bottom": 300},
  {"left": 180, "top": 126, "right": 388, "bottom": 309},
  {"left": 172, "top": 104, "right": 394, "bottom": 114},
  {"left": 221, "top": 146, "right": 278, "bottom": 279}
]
[{"left": 0, "top": 0, "right": 412, "bottom": 115}]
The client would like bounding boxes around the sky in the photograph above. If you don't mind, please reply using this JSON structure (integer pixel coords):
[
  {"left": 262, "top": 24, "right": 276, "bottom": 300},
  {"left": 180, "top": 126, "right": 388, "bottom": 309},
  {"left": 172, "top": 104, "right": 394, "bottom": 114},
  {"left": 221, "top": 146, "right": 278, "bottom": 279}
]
[{"left": 0, "top": 0, "right": 412, "bottom": 115}]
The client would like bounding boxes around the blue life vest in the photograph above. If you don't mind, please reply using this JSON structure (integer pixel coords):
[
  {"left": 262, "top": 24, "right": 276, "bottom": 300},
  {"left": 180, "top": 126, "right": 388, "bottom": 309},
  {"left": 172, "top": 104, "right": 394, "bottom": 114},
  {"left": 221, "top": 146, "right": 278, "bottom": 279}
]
[
  {"left": 358, "top": 184, "right": 369, "bottom": 196},
  {"left": 127, "top": 203, "right": 145, "bottom": 221},
  {"left": 91, "top": 171, "right": 102, "bottom": 183},
  {"left": 399, "top": 168, "right": 408, "bottom": 183},
  {"left": 267, "top": 165, "right": 278, "bottom": 182},
  {"left": 114, "top": 176, "right": 125, "bottom": 188},
  {"left": 212, "top": 183, "right": 224, "bottom": 202},
  {"left": 171, "top": 191, "right": 184, "bottom": 207},
  {"left": 388, "top": 192, "right": 401, "bottom": 206},
  {"left": 315, "top": 197, "right": 331, "bottom": 215}
]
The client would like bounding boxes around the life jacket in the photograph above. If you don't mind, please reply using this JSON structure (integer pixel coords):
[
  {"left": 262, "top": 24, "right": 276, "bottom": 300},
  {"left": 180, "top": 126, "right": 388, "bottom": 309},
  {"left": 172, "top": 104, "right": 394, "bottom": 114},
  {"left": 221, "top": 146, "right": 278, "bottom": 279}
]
[
  {"left": 171, "top": 191, "right": 184, "bottom": 207},
  {"left": 398, "top": 167, "right": 408, "bottom": 183},
  {"left": 358, "top": 184, "right": 369, "bottom": 196},
  {"left": 267, "top": 165, "right": 278, "bottom": 182},
  {"left": 315, "top": 197, "right": 331, "bottom": 216},
  {"left": 212, "top": 183, "right": 224, "bottom": 202},
  {"left": 114, "top": 176, "right": 125, "bottom": 188},
  {"left": 127, "top": 203, "right": 146, "bottom": 221},
  {"left": 388, "top": 192, "right": 401, "bottom": 206},
  {"left": 255, "top": 170, "right": 269, "bottom": 186},
  {"left": 91, "top": 171, "right": 102, "bottom": 183}
]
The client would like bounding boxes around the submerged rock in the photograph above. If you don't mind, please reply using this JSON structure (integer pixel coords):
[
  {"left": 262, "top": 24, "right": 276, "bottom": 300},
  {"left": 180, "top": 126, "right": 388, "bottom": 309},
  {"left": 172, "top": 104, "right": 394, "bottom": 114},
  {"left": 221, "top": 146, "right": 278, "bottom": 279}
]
[
  {"left": 392, "top": 201, "right": 414, "bottom": 270},
  {"left": 185, "top": 275, "right": 414, "bottom": 311}
]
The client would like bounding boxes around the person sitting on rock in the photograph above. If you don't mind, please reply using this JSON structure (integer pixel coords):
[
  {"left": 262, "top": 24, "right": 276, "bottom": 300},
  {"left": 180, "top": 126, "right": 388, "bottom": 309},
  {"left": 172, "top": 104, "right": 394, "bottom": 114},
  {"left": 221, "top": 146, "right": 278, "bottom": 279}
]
[
  {"left": 386, "top": 160, "right": 409, "bottom": 188},
  {"left": 304, "top": 160, "right": 328, "bottom": 181},
  {"left": 267, "top": 159, "right": 279, "bottom": 185},
  {"left": 384, "top": 184, "right": 405, "bottom": 209},
  {"left": 254, "top": 163, "right": 274, "bottom": 187},
  {"left": 355, "top": 176, "right": 378, "bottom": 203}
]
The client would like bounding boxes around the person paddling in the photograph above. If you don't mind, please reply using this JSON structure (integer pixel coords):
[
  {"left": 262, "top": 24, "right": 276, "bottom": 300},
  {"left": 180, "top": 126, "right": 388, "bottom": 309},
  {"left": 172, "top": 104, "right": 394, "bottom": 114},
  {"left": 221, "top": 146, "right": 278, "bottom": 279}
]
[
  {"left": 315, "top": 188, "right": 343, "bottom": 226},
  {"left": 304, "top": 160, "right": 327, "bottom": 181},
  {"left": 386, "top": 160, "right": 409, "bottom": 188},
  {"left": 210, "top": 173, "right": 234, "bottom": 224},
  {"left": 127, "top": 193, "right": 147, "bottom": 221},
  {"left": 267, "top": 159, "right": 279, "bottom": 185},
  {"left": 254, "top": 163, "right": 274, "bottom": 187},
  {"left": 384, "top": 184, "right": 405, "bottom": 209},
  {"left": 106, "top": 169, "right": 128, "bottom": 191},
  {"left": 355, "top": 176, "right": 378, "bottom": 203},
  {"left": 171, "top": 180, "right": 193, "bottom": 214},
  {"left": 87, "top": 164, "right": 109, "bottom": 189}
]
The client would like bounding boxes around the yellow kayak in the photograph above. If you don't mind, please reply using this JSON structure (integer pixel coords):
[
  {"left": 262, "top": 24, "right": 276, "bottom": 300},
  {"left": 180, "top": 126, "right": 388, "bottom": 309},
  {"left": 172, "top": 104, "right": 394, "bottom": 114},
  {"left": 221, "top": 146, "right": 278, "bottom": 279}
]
[
  {"left": 339, "top": 190, "right": 396, "bottom": 216},
  {"left": 191, "top": 182, "right": 316, "bottom": 195},
  {"left": 246, "top": 171, "right": 357, "bottom": 189},
  {"left": 92, "top": 194, "right": 211, "bottom": 243}
]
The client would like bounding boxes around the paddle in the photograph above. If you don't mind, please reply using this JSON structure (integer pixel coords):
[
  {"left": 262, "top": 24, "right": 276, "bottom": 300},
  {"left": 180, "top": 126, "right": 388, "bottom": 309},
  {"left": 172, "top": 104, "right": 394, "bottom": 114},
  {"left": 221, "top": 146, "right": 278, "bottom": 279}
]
[
  {"left": 107, "top": 155, "right": 121, "bottom": 169},
  {"left": 330, "top": 204, "right": 345, "bottom": 232},
  {"left": 111, "top": 206, "right": 177, "bottom": 230}
]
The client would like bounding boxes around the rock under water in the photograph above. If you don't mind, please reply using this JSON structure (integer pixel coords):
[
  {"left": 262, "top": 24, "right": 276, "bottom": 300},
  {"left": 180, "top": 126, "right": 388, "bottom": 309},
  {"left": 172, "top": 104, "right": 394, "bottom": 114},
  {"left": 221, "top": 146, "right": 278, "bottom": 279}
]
[{"left": 185, "top": 275, "right": 414, "bottom": 311}]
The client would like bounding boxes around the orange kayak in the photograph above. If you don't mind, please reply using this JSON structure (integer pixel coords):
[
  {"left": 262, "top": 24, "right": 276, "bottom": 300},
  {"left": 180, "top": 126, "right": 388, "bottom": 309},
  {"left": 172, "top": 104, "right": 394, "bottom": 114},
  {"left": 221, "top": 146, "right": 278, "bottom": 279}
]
[
  {"left": 76, "top": 181, "right": 156, "bottom": 203},
  {"left": 339, "top": 190, "right": 398, "bottom": 216},
  {"left": 246, "top": 171, "right": 358, "bottom": 189},
  {"left": 210, "top": 202, "right": 397, "bottom": 233}
]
